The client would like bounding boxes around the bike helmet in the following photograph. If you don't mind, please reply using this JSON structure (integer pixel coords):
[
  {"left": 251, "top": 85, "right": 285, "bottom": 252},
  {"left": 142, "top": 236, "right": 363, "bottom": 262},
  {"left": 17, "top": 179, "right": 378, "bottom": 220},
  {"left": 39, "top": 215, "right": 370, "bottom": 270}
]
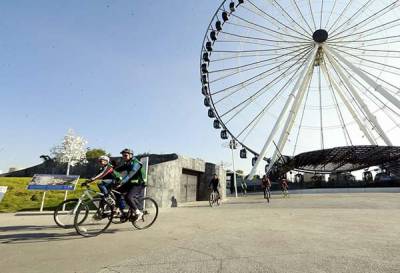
[
  {"left": 98, "top": 155, "right": 110, "bottom": 163},
  {"left": 120, "top": 148, "right": 133, "bottom": 155}
]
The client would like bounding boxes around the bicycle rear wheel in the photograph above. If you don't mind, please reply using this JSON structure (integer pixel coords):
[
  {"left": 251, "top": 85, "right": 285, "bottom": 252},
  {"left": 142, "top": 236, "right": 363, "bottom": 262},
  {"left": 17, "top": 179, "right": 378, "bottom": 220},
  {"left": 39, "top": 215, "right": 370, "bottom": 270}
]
[
  {"left": 132, "top": 197, "right": 158, "bottom": 230},
  {"left": 74, "top": 198, "right": 113, "bottom": 237},
  {"left": 54, "top": 199, "right": 89, "bottom": 229},
  {"left": 209, "top": 192, "right": 214, "bottom": 207}
]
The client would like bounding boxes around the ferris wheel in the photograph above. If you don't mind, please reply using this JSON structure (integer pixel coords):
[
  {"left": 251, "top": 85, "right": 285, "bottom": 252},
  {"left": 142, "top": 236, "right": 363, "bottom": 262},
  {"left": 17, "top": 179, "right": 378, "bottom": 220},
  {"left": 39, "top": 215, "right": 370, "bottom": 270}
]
[{"left": 200, "top": 0, "right": 400, "bottom": 176}]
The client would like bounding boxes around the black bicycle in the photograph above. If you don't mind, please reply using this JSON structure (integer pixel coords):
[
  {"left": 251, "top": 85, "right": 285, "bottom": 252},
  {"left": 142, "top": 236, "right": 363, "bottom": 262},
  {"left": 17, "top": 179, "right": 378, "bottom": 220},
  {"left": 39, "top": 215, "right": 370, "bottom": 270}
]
[
  {"left": 74, "top": 187, "right": 159, "bottom": 237},
  {"left": 209, "top": 189, "right": 221, "bottom": 207}
]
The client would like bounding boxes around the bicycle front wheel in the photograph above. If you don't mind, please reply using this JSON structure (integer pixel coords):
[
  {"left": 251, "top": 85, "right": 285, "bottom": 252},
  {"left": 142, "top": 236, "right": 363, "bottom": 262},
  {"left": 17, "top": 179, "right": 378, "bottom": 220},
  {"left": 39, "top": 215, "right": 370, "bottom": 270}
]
[
  {"left": 132, "top": 197, "right": 158, "bottom": 230},
  {"left": 74, "top": 198, "right": 113, "bottom": 237},
  {"left": 54, "top": 199, "right": 89, "bottom": 229}
]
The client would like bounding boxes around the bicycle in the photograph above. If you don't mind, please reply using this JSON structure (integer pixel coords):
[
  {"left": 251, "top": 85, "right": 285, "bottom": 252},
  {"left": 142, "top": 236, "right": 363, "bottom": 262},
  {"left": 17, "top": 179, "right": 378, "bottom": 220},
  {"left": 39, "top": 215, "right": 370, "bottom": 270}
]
[
  {"left": 282, "top": 188, "right": 289, "bottom": 198},
  {"left": 263, "top": 187, "right": 271, "bottom": 203},
  {"left": 209, "top": 189, "right": 220, "bottom": 207},
  {"left": 74, "top": 187, "right": 159, "bottom": 237}
]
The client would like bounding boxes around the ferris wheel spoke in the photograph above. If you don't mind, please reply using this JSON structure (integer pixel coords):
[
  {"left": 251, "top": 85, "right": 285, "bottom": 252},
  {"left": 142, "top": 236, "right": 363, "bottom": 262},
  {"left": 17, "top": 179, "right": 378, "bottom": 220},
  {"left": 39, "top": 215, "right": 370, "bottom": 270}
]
[
  {"left": 210, "top": 55, "right": 306, "bottom": 87},
  {"left": 271, "top": 0, "right": 313, "bottom": 36},
  {"left": 328, "top": 45, "right": 400, "bottom": 72},
  {"left": 210, "top": 46, "right": 312, "bottom": 96},
  {"left": 322, "top": 61, "right": 375, "bottom": 145},
  {"left": 324, "top": 46, "right": 393, "bottom": 145},
  {"left": 290, "top": 0, "right": 314, "bottom": 34},
  {"left": 330, "top": 18, "right": 400, "bottom": 43},
  {"left": 329, "top": 0, "right": 374, "bottom": 37},
  {"left": 210, "top": 57, "right": 300, "bottom": 86},
  {"left": 323, "top": 64, "right": 353, "bottom": 146},
  {"left": 212, "top": 61, "right": 301, "bottom": 104},
  {"left": 208, "top": 45, "right": 311, "bottom": 74},
  {"left": 219, "top": 31, "right": 311, "bottom": 45},
  {"left": 229, "top": 13, "right": 310, "bottom": 42},
  {"left": 248, "top": 46, "right": 319, "bottom": 178},
  {"left": 245, "top": 0, "right": 311, "bottom": 39},
  {"left": 223, "top": 72, "right": 293, "bottom": 124},
  {"left": 224, "top": 21, "right": 306, "bottom": 43},
  {"left": 326, "top": 47, "right": 400, "bottom": 97},
  {"left": 318, "top": 67, "right": 324, "bottom": 149},
  {"left": 358, "top": 67, "right": 400, "bottom": 94},
  {"left": 344, "top": 65, "right": 400, "bottom": 118},
  {"left": 210, "top": 50, "right": 309, "bottom": 63},
  {"left": 330, "top": 0, "right": 400, "bottom": 40},
  {"left": 292, "top": 72, "right": 313, "bottom": 156},
  {"left": 327, "top": 0, "right": 354, "bottom": 33},
  {"left": 324, "top": 0, "right": 338, "bottom": 29},
  {"left": 211, "top": 44, "right": 312, "bottom": 54},
  {"left": 327, "top": 43, "right": 400, "bottom": 58},
  {"left": 308, "top": 0, "right": 317, "bottom": 30},
  {"left": 218, "top": 55, "right": 309, "bottom": 119},
  {"left": 236, "top": 60, "right": 307, "bottom": 140}
]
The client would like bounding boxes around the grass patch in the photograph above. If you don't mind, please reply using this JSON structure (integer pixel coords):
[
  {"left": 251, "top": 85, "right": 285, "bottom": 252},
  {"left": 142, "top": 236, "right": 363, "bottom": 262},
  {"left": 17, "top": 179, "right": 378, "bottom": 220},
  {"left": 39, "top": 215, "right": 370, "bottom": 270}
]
[{"left": 0, "top": 177, "right": 99, "bottom": 213}]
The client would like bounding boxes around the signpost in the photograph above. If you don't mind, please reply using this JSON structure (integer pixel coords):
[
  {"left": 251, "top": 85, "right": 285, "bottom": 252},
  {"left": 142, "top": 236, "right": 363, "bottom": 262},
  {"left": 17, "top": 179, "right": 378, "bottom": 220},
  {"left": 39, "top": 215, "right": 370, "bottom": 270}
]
[
  {"left": 0, "top": 186, "right": 8, "bottom": 203},
  {"left": 27, "top": 174, "right": 80, "bottom": 211}
]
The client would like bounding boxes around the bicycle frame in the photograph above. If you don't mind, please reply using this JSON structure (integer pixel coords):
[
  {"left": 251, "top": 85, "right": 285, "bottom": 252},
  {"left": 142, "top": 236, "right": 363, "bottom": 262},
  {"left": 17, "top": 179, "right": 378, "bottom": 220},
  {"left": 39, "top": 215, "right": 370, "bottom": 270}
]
[{"left": 72, "top": 188, "right": 102, "bottom": 214}]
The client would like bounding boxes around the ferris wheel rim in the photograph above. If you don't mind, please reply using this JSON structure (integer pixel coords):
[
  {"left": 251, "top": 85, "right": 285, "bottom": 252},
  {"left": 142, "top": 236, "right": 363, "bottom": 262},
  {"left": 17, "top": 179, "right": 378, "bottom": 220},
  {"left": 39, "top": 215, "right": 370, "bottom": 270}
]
[{"left": 200, "top": 0, "right": 400, "bottom": 167}]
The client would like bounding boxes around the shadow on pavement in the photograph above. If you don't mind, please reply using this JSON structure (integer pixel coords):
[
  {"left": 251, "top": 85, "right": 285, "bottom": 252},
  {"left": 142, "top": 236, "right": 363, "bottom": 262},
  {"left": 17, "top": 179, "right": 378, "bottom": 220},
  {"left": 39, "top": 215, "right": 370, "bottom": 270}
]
[
  {"left": 0, "top": 224, "right": 119, "bottom": 244},
  {"left": 0, "top": 225, "right": 59, "bottom": 232}
]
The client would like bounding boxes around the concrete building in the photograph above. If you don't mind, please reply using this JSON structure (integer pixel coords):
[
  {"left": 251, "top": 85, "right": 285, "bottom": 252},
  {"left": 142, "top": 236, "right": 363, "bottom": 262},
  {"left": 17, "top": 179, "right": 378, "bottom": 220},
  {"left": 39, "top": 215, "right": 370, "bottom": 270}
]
[{"left": 146, "top": 155, "right": 225, "bottom": 208}]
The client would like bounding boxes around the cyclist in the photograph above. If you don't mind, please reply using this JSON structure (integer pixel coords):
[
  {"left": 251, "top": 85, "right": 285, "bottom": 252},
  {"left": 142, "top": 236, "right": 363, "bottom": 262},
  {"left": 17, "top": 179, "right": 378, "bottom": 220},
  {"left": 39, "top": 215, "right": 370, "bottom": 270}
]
[
  {"left": 82, "top": 155, "right": 126, "bottom": 212},
  {"left": 280, "top": 177, "right": 289, "bottom": 196},
  {"left": 115, "top": 148, "right": 146, "bottom": 220},
  {"left": 209, "top": 174, "right": 220, "bottom": 200},
  {"left": 261, "top": 174, "right": 271, "bottom": 199},
  {"left": 241, "top": 180, "right": 248, "bottom": 195}
]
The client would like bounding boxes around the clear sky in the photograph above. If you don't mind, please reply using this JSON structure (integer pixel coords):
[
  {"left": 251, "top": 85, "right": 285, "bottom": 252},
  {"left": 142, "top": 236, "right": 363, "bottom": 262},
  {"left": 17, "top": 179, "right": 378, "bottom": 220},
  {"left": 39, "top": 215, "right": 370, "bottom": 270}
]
[
  {"left": 0, "top": 0, "right": 245, "bottom": 172},
  {"left": 0, "top": 0, "right": 400, "bottom": 175}
]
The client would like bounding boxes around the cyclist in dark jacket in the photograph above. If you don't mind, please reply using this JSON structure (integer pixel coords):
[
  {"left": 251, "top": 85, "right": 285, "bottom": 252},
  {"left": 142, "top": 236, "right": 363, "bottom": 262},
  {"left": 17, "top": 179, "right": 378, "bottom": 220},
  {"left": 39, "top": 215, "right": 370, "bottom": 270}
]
[
  {"left": 209, "top": 174, "right": 221, "bottom": 199},
  {"left": 115, "top": 148, "right": 145, "bottom": 219}
]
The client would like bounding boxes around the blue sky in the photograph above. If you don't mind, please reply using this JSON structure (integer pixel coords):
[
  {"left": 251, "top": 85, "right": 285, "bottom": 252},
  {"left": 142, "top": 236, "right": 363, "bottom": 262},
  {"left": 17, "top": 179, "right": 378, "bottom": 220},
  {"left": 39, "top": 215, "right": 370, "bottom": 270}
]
[{"left": 0, "top": 1, "right": 247, "bottom": 172}]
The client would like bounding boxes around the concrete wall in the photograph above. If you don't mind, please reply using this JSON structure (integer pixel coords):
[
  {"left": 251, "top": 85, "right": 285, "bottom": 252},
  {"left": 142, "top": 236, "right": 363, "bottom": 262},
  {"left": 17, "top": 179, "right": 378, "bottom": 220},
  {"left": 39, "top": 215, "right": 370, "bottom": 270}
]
[{"left": 146, "top": 155, "right": 225, "bottom": 208}]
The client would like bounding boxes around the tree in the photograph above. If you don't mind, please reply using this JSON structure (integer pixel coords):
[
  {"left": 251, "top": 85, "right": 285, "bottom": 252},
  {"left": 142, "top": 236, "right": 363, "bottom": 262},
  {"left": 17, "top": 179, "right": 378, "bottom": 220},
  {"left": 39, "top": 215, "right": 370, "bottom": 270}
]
[
  {"left": 86, "top": 148, "right": 108, "bottom": 159},
  {"left": 51, "top": 129, "right": 88, "bottom": 175}
]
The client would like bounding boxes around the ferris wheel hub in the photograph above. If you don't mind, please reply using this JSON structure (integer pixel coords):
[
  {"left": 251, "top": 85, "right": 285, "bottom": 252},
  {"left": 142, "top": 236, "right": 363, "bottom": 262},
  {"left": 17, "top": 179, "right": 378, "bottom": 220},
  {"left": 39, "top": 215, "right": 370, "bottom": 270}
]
[{"left": 313, "top": 29, "right": 329, "bottom": 43}]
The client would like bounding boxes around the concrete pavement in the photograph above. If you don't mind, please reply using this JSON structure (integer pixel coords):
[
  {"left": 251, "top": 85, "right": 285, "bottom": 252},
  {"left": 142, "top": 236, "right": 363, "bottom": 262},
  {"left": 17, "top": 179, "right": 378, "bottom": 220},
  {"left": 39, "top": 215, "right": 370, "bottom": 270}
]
[{"left": 1, "top": 192, "right": 400, "bottom": 273}]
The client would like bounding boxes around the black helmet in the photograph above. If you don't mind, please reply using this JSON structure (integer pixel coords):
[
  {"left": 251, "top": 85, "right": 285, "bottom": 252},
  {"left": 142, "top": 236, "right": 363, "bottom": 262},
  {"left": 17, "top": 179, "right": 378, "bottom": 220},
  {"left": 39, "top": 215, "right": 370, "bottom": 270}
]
[{"left": 120, "top": 148, "right": 133, "bottom": 155}]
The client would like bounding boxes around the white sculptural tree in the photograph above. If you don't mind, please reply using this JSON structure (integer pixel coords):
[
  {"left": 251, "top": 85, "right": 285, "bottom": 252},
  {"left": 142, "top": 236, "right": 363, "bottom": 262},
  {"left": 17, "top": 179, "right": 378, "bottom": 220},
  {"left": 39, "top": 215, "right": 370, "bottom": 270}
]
[{"left": 51, "top": 129, "right": 88, "bottom": 175}]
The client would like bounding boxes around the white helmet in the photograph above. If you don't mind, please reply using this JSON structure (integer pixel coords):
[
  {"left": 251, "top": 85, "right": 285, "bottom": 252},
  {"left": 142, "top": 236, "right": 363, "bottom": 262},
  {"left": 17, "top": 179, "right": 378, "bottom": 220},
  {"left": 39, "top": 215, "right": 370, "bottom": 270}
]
[{"left": 98, "top": 155, "right": 110, "bottom": 163}]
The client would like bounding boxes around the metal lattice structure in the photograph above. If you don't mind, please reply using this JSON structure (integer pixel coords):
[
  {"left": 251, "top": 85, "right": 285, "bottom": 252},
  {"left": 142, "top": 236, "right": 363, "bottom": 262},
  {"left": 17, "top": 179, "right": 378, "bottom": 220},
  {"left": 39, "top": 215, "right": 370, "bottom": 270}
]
[
  {"left": 200, "top": 0, "right": 400, "bottom": 175},
  {"left": 281, "top": 145, "right": 400, "bottom": 174}
]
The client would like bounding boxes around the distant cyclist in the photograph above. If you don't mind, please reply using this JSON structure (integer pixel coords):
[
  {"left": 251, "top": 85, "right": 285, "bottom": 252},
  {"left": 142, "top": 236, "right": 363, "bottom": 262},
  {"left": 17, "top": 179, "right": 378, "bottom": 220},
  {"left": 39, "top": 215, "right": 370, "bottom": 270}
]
[
  {"left": 115, "top": 148, "right": 146, "bottom": 220},
  {"left": 280, "top": 177, "right": 289, "bottom": 197},
  {"left": 209, "top": 174, "right": 221, "bottom": 199},
  {"left": 261, "top": 174, "right": 271, "bottom": 199}
]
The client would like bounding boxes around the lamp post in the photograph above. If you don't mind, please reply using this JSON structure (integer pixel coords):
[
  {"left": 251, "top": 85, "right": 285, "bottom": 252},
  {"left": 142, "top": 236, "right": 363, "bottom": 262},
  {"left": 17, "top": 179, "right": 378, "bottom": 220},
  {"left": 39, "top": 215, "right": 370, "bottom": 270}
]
[{"left": 229, "top": 139, "right": 238, "bottom": 198}]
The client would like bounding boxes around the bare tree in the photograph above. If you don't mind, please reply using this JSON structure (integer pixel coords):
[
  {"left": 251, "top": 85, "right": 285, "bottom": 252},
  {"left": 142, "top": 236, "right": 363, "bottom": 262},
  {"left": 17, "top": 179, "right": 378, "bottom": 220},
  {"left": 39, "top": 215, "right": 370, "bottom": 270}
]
[{"left": 51, "top": 129, "right": 88, "bottom": 175}]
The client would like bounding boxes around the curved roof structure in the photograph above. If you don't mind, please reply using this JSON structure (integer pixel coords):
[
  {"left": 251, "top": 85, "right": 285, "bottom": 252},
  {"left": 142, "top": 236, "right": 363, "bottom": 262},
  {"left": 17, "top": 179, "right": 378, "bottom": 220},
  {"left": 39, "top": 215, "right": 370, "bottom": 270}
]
[{"left": 281, "top": 146, "right": 400, "bottom": 174}]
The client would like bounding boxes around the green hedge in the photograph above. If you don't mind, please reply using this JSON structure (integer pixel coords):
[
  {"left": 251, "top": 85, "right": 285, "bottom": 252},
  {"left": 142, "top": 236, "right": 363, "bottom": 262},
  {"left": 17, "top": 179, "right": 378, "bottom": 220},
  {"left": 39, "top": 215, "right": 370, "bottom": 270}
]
[{"left": 0, "top": 177, "right": 99, "bottom": 213}]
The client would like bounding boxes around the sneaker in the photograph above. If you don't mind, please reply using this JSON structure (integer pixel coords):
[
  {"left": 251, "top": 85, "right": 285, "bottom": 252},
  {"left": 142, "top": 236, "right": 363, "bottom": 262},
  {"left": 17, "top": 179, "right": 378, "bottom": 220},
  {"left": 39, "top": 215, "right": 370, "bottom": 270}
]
[{"left": 135, "top": 209, "right": 143, "bottom": 221}]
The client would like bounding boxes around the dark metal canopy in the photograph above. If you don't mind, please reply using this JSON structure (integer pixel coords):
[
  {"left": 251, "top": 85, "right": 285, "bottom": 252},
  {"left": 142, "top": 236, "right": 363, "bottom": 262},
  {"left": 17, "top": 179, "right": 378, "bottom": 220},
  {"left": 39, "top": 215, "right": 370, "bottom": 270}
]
[{"left": 280, "top": 145, "right": 400, "bottom": 174}]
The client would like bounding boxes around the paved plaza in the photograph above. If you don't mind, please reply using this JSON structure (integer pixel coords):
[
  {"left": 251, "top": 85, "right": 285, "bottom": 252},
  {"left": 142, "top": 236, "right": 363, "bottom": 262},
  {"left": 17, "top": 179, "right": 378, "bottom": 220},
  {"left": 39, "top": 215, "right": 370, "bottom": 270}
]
[{"left": 1, "top": 192, "right": 400, "bottom": 273}]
